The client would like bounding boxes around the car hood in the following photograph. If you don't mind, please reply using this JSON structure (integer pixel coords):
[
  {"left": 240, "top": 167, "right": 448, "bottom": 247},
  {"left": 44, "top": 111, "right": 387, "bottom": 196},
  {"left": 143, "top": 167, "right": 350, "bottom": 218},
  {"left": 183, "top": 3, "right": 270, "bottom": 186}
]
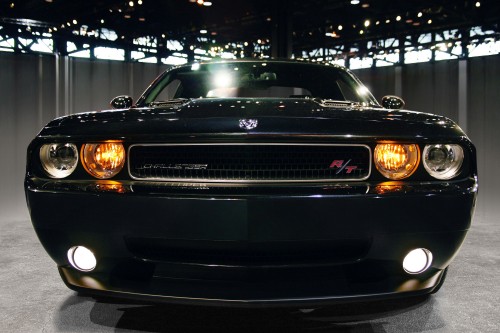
[{"left": 39, "top": 98, "right": 466, "bottom": 141}]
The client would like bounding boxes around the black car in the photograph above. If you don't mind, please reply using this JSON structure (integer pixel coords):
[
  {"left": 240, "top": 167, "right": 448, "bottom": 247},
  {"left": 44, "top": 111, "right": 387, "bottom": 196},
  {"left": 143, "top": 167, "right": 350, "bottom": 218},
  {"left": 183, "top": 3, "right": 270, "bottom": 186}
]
[{"left": 25, "top": 60, "right": 477, "bottom": 307}]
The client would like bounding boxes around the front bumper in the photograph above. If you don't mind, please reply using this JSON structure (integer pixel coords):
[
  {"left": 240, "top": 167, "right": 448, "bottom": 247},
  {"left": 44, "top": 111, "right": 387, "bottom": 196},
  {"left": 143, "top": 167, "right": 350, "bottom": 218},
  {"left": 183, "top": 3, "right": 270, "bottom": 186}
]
[{"left": 26, "top": 177, "right": 477, "bottom": 307}]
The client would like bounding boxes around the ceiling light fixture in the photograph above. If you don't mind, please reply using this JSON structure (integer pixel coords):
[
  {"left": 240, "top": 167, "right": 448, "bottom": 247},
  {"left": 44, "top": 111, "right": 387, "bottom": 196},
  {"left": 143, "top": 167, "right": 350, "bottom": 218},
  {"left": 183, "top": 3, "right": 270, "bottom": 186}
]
[
  {"left": 203, "top": 1, "right": 212, "bottom": 6},
  {"left": 350, "top": 0, "right": 360, "bottom": 4}
]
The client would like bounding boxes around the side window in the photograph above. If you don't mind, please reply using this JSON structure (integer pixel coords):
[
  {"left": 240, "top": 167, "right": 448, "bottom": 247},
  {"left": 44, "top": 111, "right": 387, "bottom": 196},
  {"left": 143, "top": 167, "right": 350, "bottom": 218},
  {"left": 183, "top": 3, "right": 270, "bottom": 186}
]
[{"left": 155, "top": 79, "right": 182, "bottom": 101}]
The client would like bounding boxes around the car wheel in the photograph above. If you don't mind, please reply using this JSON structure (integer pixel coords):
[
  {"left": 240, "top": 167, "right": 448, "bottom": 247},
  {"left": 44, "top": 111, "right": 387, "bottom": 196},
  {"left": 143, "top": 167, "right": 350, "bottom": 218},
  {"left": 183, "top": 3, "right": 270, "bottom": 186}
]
[{"left": 431, "top": 267, "right": 448, "bottom": 294}]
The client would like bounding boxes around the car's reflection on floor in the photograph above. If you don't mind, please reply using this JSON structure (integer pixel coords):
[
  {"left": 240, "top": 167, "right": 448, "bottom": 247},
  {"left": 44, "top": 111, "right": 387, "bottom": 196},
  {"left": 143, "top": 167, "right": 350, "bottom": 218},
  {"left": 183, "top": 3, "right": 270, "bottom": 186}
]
[{"left": 55, "top": 293, "right": 445, "bottom": 332}]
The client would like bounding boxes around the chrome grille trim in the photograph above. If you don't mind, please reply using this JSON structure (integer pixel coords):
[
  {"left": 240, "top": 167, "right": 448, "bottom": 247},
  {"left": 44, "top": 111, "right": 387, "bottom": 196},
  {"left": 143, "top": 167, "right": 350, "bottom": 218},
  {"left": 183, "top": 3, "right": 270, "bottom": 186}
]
[{"left": 128, "top": 143, "right": 372, "bottom": 183}]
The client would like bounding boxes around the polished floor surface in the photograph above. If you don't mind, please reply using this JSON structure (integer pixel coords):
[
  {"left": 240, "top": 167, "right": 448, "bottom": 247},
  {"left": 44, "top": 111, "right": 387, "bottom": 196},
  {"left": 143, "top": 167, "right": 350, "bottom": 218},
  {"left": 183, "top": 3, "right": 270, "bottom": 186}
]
[{"left": 1, "top": 209, "right": 498, "bottom": 333}]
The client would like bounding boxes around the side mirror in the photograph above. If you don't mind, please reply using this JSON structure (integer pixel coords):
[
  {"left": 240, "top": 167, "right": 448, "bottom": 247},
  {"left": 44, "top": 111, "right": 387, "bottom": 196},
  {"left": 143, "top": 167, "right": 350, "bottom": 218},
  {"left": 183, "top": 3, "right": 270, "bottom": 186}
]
[
  {"left": 110, "top": 95, "right": 133, "bottom": 109},
  {"left": 381, "top": 95, "right": 405, "bottom": 110}
]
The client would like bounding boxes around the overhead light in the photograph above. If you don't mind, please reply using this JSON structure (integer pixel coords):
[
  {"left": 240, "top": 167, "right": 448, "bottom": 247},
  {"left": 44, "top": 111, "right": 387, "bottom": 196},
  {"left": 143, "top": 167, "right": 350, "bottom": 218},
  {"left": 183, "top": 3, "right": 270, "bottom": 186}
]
[
  {"left": 396, "top": 15, "right": 402, "bottom": 21},
  {"left": 359, "top": 30, "right": 364, "bottom": 35},
  {"left": 200, "top": 29, "right": 208, "bottom": 34},
  {"left": 475, "top": 1, "right": 480, "bottom": 7},
  {"left": 139, "top": 17, "right": 145, "bottom": 21},
  {"left": 197, "top": 0, "right": 204, "bottom": 4},
  {"left": 428, "top": 19, "right": 432, "bottom": 24},
  {"left": 124, "top": 15, "right": 131, "bottom": 19},
  {"left": 72, "top": 19, "right": 77, "bottom": 25},
  {"left": 385, "top": 19, "right": 391, "bottom": 23},
  {"left": 138, "top": 0, "right": 143, "bottom": 4},
  {"left": 203, "top": 1, "right": 212, "bottom": 6},
  {"left": 364, "top": 19, "right": 370, "bottom": 27},
  {"left": 9, "top": 2, "right": 14, "bottom": 8},
  {"left": 338, "top": 25, "right": 343, "bottom": 30},
  {"left": 417, "top": 12, "right": 423, "bottom": 18},
  {"left": 361, "top": 3, "right": 369, "bottom": 8},
  {"left": 350, "top": 0, "right": 360, "bottom": 4},
  {"left": 376, "top": 20, "right": 380, "bottom": 25},
  {"left": 100, "top": 19, "right": 105, "bottom": 23},
  {"left": 129, "top": 1, "right": 134, "bottom": 7}
]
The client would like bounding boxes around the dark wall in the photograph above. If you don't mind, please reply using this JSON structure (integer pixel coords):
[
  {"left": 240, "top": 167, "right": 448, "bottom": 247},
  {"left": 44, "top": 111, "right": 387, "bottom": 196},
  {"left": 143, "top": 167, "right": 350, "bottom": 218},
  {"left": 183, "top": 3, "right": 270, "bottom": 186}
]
[
  {"left": 467, "top": 57, "right": 500, "bottom": 220},
  {"left": 0, "top": 52, "right": 498, "bottom": 222}
]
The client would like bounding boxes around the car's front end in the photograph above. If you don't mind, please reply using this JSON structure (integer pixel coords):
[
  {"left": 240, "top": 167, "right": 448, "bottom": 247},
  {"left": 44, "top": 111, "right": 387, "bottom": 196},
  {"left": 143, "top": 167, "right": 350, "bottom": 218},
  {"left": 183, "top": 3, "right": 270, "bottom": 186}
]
[{"left": 25, "top": 60, "right": 477, "bottom": 307}]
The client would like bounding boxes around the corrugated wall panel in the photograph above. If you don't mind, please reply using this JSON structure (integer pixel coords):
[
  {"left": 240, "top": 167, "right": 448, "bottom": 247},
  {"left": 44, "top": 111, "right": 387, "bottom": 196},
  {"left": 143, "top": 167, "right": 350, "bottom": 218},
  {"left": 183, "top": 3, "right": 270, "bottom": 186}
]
[{"left": 468, "top": 57, "right": 500, "bottom": 220}]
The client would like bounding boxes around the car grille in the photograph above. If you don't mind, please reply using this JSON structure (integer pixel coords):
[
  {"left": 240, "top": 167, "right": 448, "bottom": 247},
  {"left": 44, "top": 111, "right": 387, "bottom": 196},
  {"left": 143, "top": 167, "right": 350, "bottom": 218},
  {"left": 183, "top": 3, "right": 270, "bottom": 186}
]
[
  {"left": 125, "top": 237, "right": 371, "bottom": 267},
  {"left": 128, "top": 143, "right": 371, "bottom": 182}
]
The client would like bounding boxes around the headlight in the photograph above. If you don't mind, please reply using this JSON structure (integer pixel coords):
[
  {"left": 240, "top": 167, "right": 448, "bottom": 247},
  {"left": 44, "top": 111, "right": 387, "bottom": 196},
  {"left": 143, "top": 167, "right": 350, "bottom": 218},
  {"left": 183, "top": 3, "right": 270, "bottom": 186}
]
[
  {"left": 39, "top": 143, "right": 79, "bottom": 178},
  {"left": 423, "top": 144, "right": 463, "bottom": 180},
  {"left": 374, "top": 143, "right": 420, "bottom": 180},
  {"left": 81, "top": 142, "right": 125, "bottom": 179}
]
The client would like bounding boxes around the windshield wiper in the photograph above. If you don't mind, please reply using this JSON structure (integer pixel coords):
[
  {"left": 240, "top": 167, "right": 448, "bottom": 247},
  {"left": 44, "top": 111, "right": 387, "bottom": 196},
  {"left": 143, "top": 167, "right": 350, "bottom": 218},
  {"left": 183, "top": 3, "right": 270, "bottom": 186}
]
[{"left": 150, "top": 98, "right": 191, "bottom": 107}]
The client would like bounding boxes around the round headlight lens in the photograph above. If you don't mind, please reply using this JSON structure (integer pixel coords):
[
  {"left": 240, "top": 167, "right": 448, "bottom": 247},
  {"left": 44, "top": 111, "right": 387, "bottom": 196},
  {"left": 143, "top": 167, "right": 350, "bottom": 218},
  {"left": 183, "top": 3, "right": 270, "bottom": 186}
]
[
  {"left": 423, "top": 144, "right": 463, "bottom": 180},
  {"left": 39, "top": 143, "right": 79, "bottom": 178},
  {"left": 374, "top": 143, "right": 420, "bottom": 180},
  {"left": 82, "top": 142, "right": 125, "bottom": 179}
]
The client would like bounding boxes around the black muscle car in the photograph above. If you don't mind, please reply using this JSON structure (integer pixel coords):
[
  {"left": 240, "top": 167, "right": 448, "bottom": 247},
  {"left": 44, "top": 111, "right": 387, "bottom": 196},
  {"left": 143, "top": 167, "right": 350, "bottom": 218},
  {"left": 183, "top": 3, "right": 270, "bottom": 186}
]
[{"left": 25, "top": 60, "right": 477, "bottom": 307}]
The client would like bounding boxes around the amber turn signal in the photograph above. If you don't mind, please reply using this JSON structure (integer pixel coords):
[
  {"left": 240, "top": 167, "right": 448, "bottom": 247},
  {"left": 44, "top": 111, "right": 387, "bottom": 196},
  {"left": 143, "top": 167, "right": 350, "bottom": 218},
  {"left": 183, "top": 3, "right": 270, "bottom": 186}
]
[
  {"left": 374, "top": 143, "right": 420, "bottom": 180},
  {"left": 82, "top": 142, "right": 125, "bottom": 179}
]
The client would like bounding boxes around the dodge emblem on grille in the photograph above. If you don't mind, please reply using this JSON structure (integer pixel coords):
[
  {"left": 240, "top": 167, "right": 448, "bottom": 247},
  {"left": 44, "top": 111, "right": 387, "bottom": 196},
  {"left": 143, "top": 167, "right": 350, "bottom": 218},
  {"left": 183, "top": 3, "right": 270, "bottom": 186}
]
[{"left": 239, "top": 119, "right": 258, "bottom": 130}]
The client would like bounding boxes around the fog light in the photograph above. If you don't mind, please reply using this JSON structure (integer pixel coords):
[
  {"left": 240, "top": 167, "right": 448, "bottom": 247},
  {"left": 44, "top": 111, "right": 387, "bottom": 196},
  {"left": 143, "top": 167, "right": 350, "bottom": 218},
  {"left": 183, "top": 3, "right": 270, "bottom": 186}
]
[
  {"left": 403, "top": 248, "right": 432, "bottom": 274},
  {"left": 67, "top": 246, "right": 96, "bottom": 272}
]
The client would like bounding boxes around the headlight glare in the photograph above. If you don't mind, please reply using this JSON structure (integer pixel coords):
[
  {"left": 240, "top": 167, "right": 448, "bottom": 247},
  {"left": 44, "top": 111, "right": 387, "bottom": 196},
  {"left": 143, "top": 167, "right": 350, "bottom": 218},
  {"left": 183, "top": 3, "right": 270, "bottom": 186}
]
[
  {"left": 82, "top": 142, "right": 125, "bottom": 179},
  {"left": 374, "top": 143, "right": 420, "bottom": 180},
  {"left": 423, "top": 144, "right": 463, "bottom": 179},
  {"left": 39, "top": 143, "right": 79, "bottom": 178}
]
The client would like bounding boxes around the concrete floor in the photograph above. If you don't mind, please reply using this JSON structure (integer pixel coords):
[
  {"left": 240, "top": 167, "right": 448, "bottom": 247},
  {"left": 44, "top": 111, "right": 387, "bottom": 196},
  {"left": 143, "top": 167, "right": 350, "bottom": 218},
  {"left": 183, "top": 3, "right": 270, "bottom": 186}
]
[{"left": 1, "top": 213, "right": 499, "bottom": 333}]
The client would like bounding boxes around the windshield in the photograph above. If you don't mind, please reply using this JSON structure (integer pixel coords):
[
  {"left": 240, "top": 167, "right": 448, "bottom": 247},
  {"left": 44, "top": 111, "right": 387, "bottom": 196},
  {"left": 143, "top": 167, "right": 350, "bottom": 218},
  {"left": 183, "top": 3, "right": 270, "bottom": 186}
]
[{"left": 138, "top": 61, "right": 378, "bottom": 106}]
